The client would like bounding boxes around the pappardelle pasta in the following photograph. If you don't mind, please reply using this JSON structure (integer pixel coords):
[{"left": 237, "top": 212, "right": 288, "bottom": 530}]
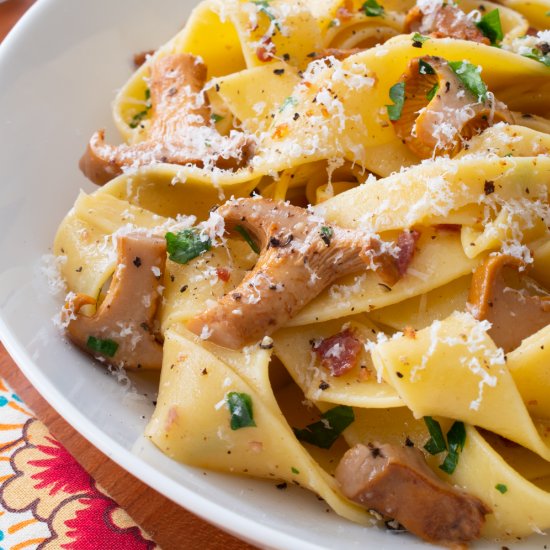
[{"left": 53, "top": 0, "right": 550, "bottom": 545}]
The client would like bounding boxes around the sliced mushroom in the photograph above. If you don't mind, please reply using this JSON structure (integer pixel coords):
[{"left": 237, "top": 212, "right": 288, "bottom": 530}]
[
  {"left": 405, "top": 3, "right": 489, "bottom": 44},
  {"left": 392, "top": 56, "right": 513, "bottom": 159},
  {"left": 335, "top": 443, "right": 490, "bottom": 546},
  {"left": 80, "top": 53, "right": 254, "bottom": 186},
  {"left": 468, "top": 254, "right": 550, "bottom": 352},
  {"left": 186, "top": 198, "right": 412, "bottom": 349},
  {"left": 66, "top": 233, "right": 166, "bottom": 369}
]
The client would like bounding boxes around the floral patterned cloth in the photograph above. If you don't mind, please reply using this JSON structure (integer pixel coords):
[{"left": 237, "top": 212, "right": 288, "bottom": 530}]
[{"left": 0, "top": 378, "right": 159, "bottom": 549}]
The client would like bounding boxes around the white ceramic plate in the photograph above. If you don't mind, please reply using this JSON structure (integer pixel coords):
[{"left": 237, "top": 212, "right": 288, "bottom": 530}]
[{"left": 0, "top": 1, "right": 543, "bottom": 548}]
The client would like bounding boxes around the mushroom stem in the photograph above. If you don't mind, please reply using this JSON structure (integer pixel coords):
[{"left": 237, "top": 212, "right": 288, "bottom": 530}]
[
  {"left": 187, "top": 198, "right": 411, "bottom": 349},
  {"left": 66, "top": 233, "right": 166, "bottom": 370}
]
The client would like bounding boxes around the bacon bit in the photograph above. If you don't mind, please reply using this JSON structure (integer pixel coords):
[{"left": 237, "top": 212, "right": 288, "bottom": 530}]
[
  {"left": 257, "top": 36, "right": 276, "bottom": 62},
  {"left": 272, "top": 123, "right": 290, "bottom": 139},
  {"left": 165, "top": 406, "right": 179, "bottom": 431},
  {"left": 336, "top": 0, "right": 354, "bottom": 21},
  {"left": 133, "top": 49, "right": 156, "bottom": 68},
  {"left": 396, "top": 230, "right": 421, "bottom": 277},
  {"left": 217, "top": 267, "right": 231, "bottom": 282},
  {"left": 313, "top": 329, "right": 363, "bottom": 377},
  {"left": 403, "top": 326, "right": 416, "bottom": 339}
]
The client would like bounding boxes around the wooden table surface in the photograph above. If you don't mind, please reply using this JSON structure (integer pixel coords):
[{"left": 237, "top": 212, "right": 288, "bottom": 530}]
[{"left": 0, "top": 2, "right": 256, "bottom": 548}]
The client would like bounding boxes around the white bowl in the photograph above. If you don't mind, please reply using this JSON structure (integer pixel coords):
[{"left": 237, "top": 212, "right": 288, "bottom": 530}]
[{"left": 0, "top": 1, "right": 543, "bottom": 548}]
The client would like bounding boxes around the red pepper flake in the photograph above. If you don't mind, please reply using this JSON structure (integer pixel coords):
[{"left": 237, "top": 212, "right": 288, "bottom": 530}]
[
  {"left": 256, "top": 36, "right": 276, "bottom": 62},
  {"left": 217, "top": 267, "right": 231, "bottom": 282},
  {"left": 272, "top": 123, "right": 289, "bottom": 139},
  {"left": 313, "top": 329, "right": 362, "bottom": 377}
]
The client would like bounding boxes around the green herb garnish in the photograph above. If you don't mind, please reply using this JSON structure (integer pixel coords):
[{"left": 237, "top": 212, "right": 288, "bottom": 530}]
[
  {"left": 362, "top": 0, "right": 384, "bottom": 17},
  {"left": 252, "top": 0, "right": 281, "bottom": 30},
  {"left": 235, "top": 225, "right": 260, "bottom": 254},
  {"left": 211, "top": 113, "right": 224, "bottom": 123},
  {"left": 226, "top": 392, "right": 256, "bottom": 430},
  {"left": 412, "top": 32, "right": 429, "bottom": 47},
  {"left": 320, "top": 226, "right": 333, "bottom": 246},
  {"left": 129, "top": 88, "right": 152, "bottom": 129},
  {"left": 439, "top": 421, "right": 466, "bottom": 474},
  {"left": 426, "top": 82, "right": 439, "bottom": 101},
  {"left": 475, "top": 9, "right": 503, "bottom": 45},
  {"left": 291, "top": 466, "right": 300, "bottom": 474},
  {"left": 448, "top": 61, "right": 488, "bottom": 101},
  {"left": 279, "top": 96, "right": 298, "bottom": 112},
  {"left": 523, "top": 49, "right": 550, "bottom": 67},
  {"left": 495, "top": 483, "right": 508, "bottom": 494},
  {"left": 418, "top": 59, "right": 435, "bottom": 75},
  {"left": 165, "top": 229, "right": 211, "bottom": 264},
  {"left": 86, "top": 336, "right": 119, "bottom": 358},
  {"left": 423, "top": 416, "right": 447, "bottom": 455},
  {"left": 386, "top": 82, "right": 406, "bottom": 121},
  {"left": 293, "top": 405, "right": 355, "bottom": 449}
]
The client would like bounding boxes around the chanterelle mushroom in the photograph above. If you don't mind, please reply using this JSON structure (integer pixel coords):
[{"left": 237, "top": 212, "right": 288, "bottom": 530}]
[
  {"left": 65, "top": 233, "right": 166, "bottom": 369},
  {"left": 405, "top": 2, "right": 490, "bottom": 44},
  {"left": 80, "top": 53, "right": 254, "bottom": 186},
  {"left": 392, "top": 56, "right": 513, "bottom": 159},
  {"left": 468, "top": 254, "right": 550, "bottom": 352},
  {"left": 187, "top": 198, "right": 416, "bottom": 349},
  {"left": 335, "top": 442, "right": 490, "bottom": 546}
]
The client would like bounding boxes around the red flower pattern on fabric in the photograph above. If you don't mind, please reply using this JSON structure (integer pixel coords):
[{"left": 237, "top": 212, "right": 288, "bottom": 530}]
[{"left": 29, "top": 436, "right": 96, "bottom": 496}]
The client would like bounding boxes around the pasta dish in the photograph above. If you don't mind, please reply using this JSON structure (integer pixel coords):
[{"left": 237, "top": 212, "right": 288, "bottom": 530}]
[{"left": 51, "top": 0, "right": 550, "bottom": 545}]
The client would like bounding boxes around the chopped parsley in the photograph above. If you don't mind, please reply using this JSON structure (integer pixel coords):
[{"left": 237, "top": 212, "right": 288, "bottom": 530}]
[
  {"left": 279, "top": 96, "right": 298, "bottom": 112},
  {"left": 418, "top": 59, "right": 435, "bottom": 75},
  {"left": 412, "top": 33, "right": 429, "bottom": 47},
  {"left": 424, "top": 417, "right": 466, "bottom": 473},
  {"left": 211, "top": 113, "right": 224, "bottom": 123},
  {"left": 165, "top": 229, "right": 211, "bottom": 264},
  {"left": 129, "top": 87, "right": 152, "bottom": 129},
  {"left": 86, "top": 336, "right": 119, "bottom": 358},
  {"left": 427, "top": 82, "right": 439, "bottom": 101},
  {"left": 448, "top": 61, "right": 488, "bottom": 101},
  {"left": 291, "top": 466, "right": 300, "bottom": 474},
  {"left": 226, "top": 392, "right": 256, "bottom": 430},
  {"left": 320, "top": 226, "right": 333, "bottom": 246},
  {"left": 495, "top": 483, "right": 508, "bottom": 494},
  {"left": 439, "top": 421, "right": 466, "bottom": 474},
  {"left": 423, "top": 416, "right": 447, "bottom": 455},
  {"left": 522, "top": 48, "right": 550, "bottom": 68},
  {"left": 235, "top": 225, "right": 260, "bottom": 254},
  {"left": 386, "top": 82, "right": 406, "bottom": 121},
  {"left": 252, "top": 0, "right": 281, "bottom": 30},
  {"left": 362, "top": 0, "right": 384, "bottom": 17},
  {"left": 293, "top": 405, "right": 354, "bottom": 449},
  {"left": 475, "top": 9, "right": 503, "bottom": 45}
]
